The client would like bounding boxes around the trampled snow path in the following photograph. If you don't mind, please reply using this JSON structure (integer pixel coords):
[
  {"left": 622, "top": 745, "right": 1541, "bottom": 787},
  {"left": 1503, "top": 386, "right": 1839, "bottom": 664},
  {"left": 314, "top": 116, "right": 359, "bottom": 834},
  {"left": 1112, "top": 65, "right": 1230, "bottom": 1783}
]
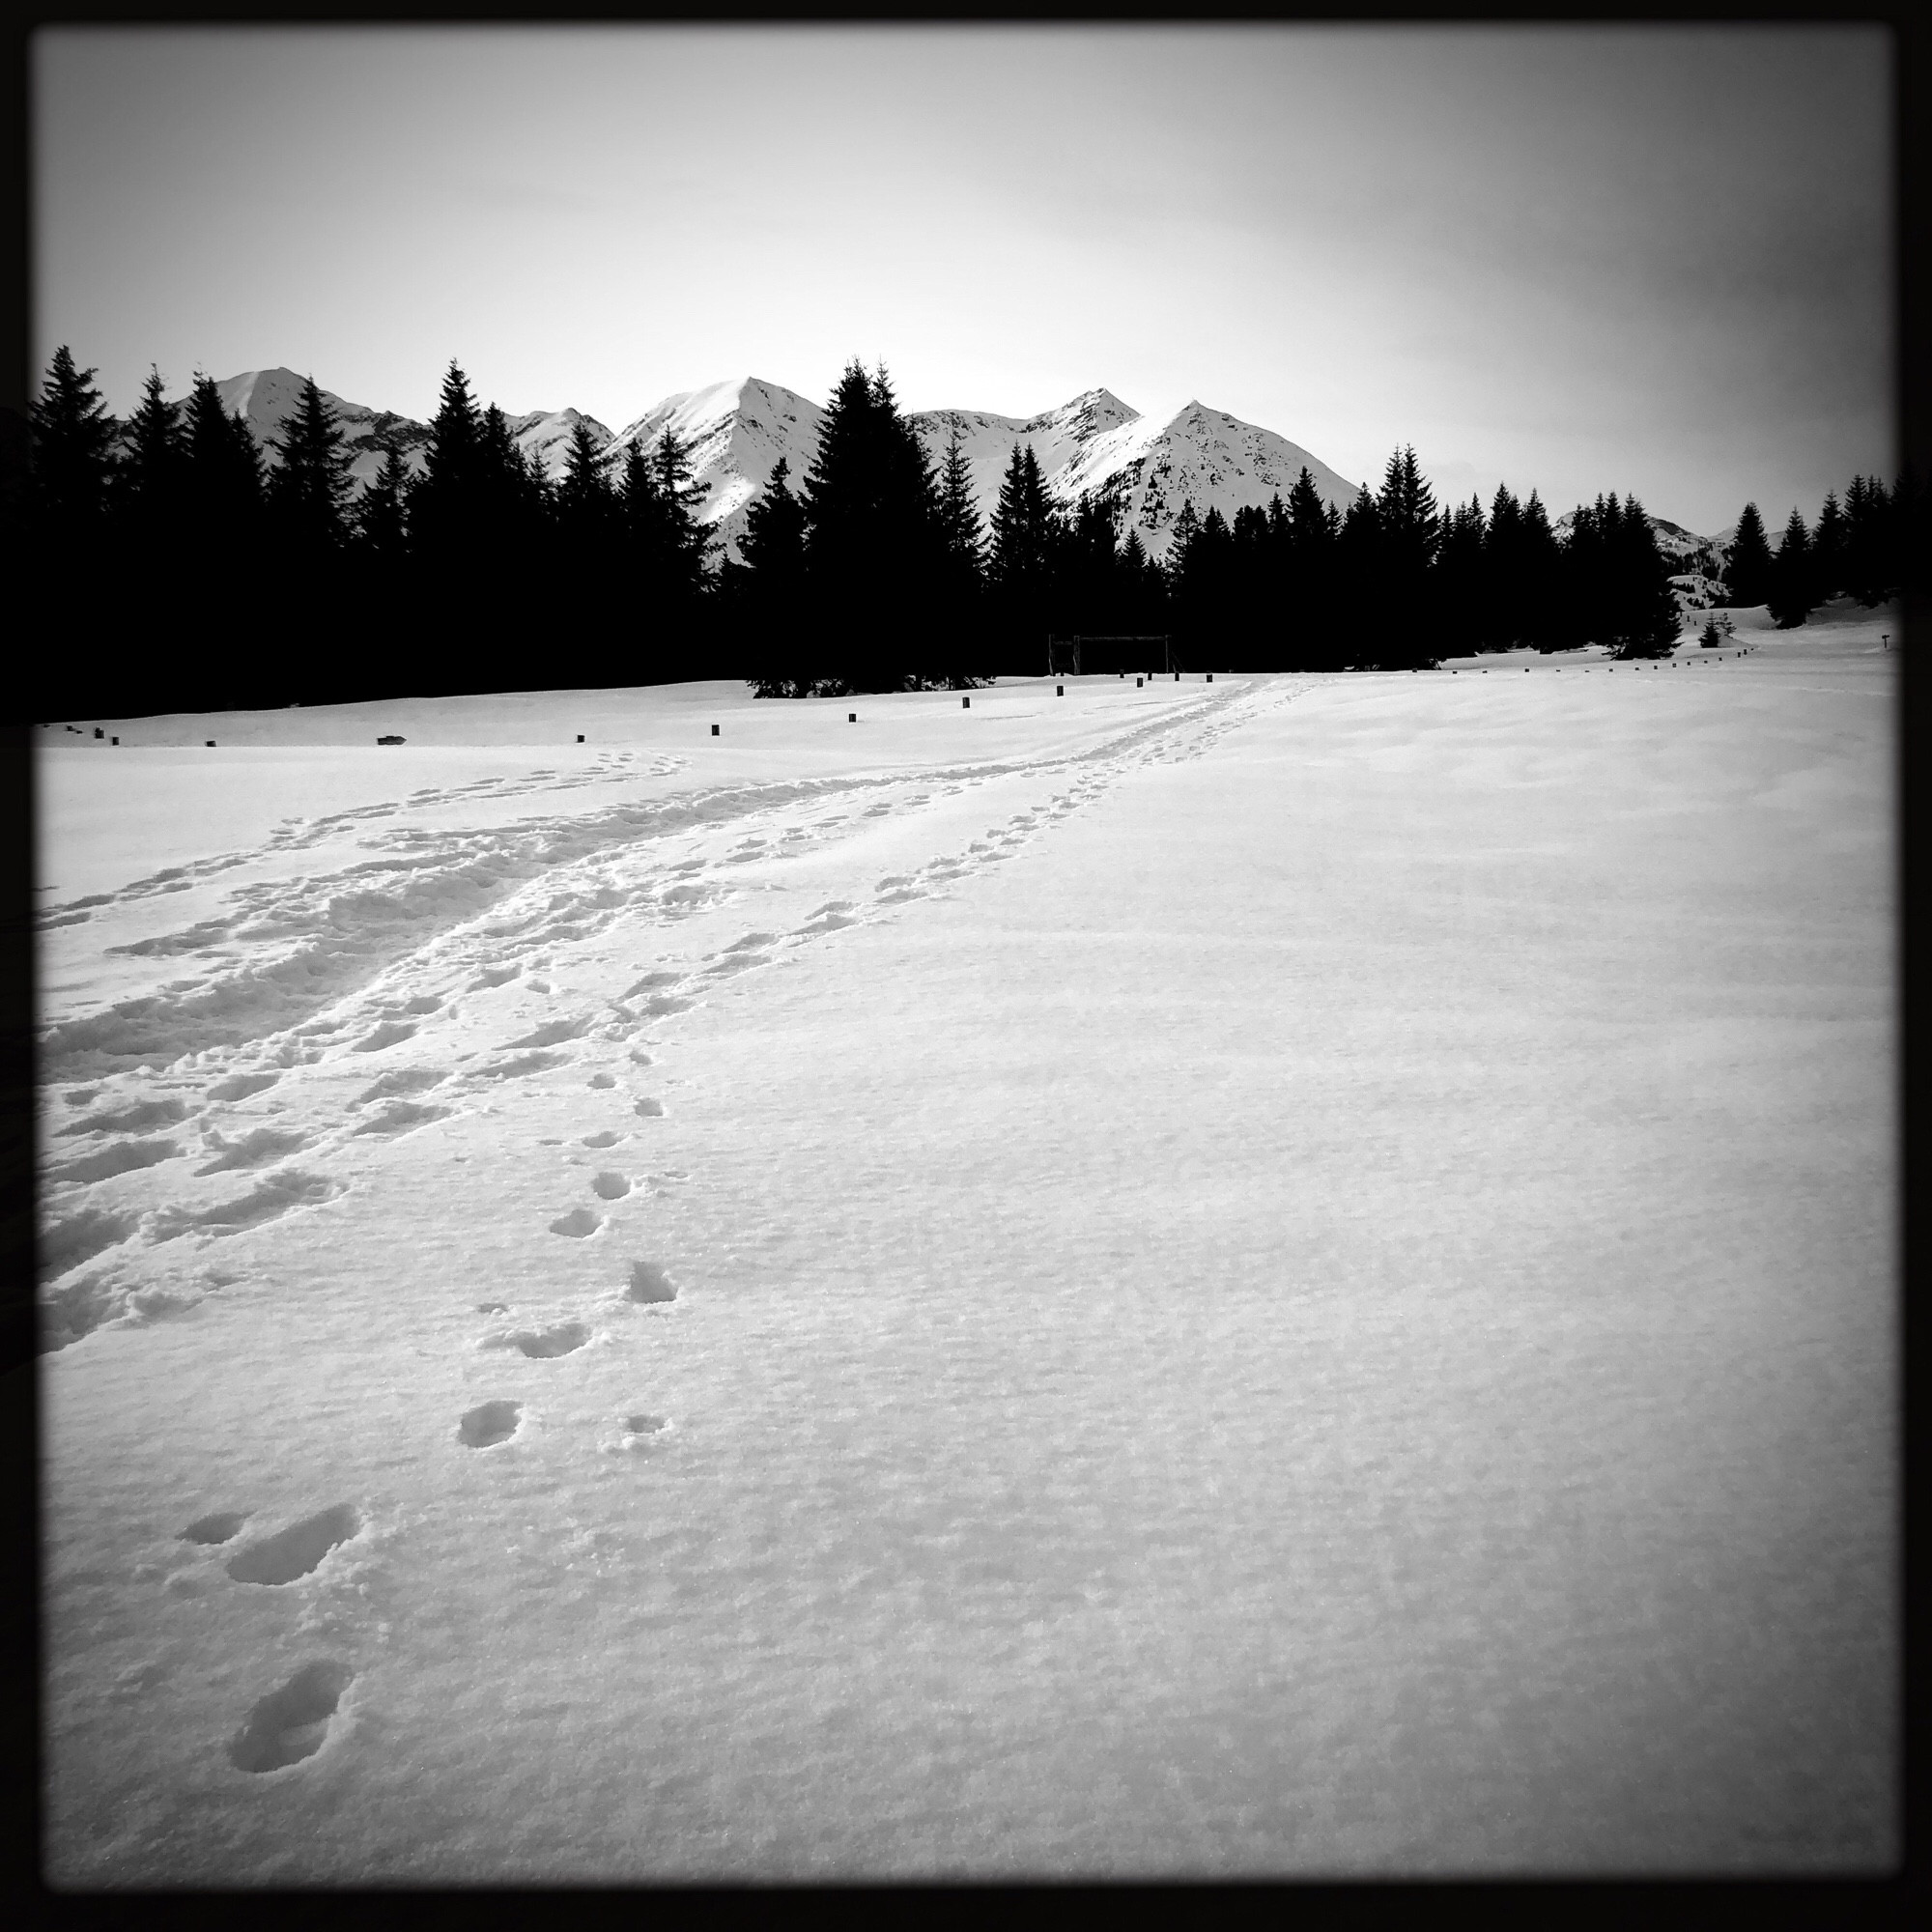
[
  {"left": 39, "top": 627, "right": 1894, "bottom": 1881},
  {"left": 39, "top": 674, "right": 1298, "bottom": 1345}
]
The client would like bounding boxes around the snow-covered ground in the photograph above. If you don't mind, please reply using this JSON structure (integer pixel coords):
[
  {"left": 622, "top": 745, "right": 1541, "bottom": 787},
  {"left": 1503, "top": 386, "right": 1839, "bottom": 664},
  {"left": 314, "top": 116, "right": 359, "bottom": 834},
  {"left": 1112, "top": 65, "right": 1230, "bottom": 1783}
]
[{"left": 37, "top": 606, "right": 1896, "bottom": 1882}]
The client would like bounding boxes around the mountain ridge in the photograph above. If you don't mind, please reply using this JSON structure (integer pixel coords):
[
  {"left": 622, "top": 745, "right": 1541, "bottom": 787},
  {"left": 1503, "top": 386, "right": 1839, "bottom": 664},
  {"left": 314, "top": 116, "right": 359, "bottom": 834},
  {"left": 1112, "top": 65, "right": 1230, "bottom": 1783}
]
[{"left": 172, "top": 367, "right": 1720, "bottom": 564}]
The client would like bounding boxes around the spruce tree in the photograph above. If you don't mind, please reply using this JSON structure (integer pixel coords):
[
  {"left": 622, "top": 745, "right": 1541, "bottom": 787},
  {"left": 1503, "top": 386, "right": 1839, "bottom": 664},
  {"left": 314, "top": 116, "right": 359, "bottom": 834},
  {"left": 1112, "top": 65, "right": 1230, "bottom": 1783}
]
[
  {"left": 356, "top": 443, "right": 411, "bottom": 559},
  {"left": 1766, "top": 506, "right": 1817, "bottom": 627},
  {"left": 652, "top": 423, "right": 713, "bottom": 601},
  {"left": 1811, "top": 487, "right": 1847, "bottom": 600},
  {"left": 1722, "top": 501, "right": 1775, "bottom": 608},
  {"left": 112, "top": 365, "right": 184, "bottom": 528},
  {"left": 266, "top": 374, "right": 355, "bottom": 554},
  {"left": 1518, "top": 490, "right": 1563, "bottom": 650},
  {"left": 739, "top": 456, "right": 810, "bottom": 696},
  {"left": 937, "top": 427, "right": 985, "bottom": 589},
  {"left": 29, "top": 345, "right": 118, "bottom": 531},
  {"left": 410, "top": 359, "right": 485, "bottom": 568},
  {"left": 1602, "top": 494, "right": 1682, "bottom": 656}
]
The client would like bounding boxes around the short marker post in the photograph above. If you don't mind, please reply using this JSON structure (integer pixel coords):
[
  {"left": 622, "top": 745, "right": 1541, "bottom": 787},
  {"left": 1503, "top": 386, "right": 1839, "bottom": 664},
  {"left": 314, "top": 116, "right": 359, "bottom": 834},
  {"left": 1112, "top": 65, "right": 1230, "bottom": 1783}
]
[
  {"left": 962, "top": 696, "right": 970, "bottom": 708},
  {"left": 1207, "top": 672, "right": 1213, "bottom": 682},
  {"left": 110, "top": 736, "right": 118, "bottom": 745},
  {"left": 711, "top": 724, "right": 719, "bottom": 736},
  {"left": 1056, "top": 685, "right": 1064, "bottom": 696},
  {"left": 206, "top": 739, "right": 215, "bottom": 747},
  {"left": 94, "top": 727, "right": 102, "bottom": 738},
  {"left": 1136, "top": 677, "right": 1143, "bottom": 688},
  {"left": 577, "top": 734, "right": 584, "bottom": 743},
  {"left": 848, "top": 712, "right": 857, "bottom": 723}
]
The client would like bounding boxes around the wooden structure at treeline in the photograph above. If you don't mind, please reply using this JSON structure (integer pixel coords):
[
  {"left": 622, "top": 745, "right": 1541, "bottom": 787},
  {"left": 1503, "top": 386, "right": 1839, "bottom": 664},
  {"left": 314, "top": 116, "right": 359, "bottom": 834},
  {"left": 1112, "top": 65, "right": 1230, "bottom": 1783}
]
[{"left": 1047, "top": 635, "right": 1174, "bottom": 676}]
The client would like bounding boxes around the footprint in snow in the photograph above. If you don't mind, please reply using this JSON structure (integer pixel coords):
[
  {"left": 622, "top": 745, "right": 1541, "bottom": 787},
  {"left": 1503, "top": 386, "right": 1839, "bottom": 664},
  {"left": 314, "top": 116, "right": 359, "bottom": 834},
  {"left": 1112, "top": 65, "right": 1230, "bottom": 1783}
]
[
  {"left": 591, "top": 1172, "right": 632, "bottom": 1201},
  {"left": 180, "top": 1511, "right": 246, "bottom": 1546},
  {"left": 481, "top": 1320, "right": 590, "bottom": 1359},
  {"left": 634, "top": 1097, "right": 664, "bottom": 1119},
  {"left": 626, "top": 1260, "right": 677, "bottom": 1305},
  {"left": 225, "top": 1503, "right": 361, "bottom": 1586},
  {"left": 228, "top": 1661, "right": 354, "bottom": 1775},
  {"left": 457, "top": 1399, "right": 524, "bottom": 1448},
  {"left": 587, "top": 1073, "right": 617, "bottom": 1090},
  {"left": 549, "top": 1207, "right": 602, "bottom": 1237},
  {"left": 582, "top": 1130, "right": 623, "bottom": 1149}
]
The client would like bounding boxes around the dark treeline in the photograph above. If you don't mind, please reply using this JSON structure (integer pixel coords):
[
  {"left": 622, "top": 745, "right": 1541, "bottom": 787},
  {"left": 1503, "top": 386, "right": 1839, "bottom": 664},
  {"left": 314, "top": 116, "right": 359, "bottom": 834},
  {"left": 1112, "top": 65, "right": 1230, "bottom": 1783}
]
[
  {"left": 1719, "top": 479, "right": 1921, "bottom": 626},
  {"left": 15, "top": 345, "right": 1922, "bottom": 721}
]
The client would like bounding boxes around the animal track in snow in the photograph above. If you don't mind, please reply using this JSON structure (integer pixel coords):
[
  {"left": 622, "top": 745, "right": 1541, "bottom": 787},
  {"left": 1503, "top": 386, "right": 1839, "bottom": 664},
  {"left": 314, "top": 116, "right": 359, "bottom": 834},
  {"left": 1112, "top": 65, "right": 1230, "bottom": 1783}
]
[
  {"left": 472, "top": 1050, "right": 567, "bottom": 1081},
  {"left": 228, "top": 1660, "right": 353, "bottom": 1774},
  {"left": 180, "top": 1511, "right": 246, "bottom": 1546},
  {"left": 194, "top": 1126, "right": 309, "bottom": 1176},
  {"left": 549, "top": 1207, "right": 602, "bottom": 1237},
  {"left": 501, "top": 1017, "right": 589, "bottom": 1051},
  {"left": 626, "top": 1260, "right": 677, "bottom": 1305},
  {"left": 352, "top": 1019, "right": 417, "bottom": 1054},
  {"left": 591, "top": 1172, "right": 632, "bottom": 1201},
  {"left": 225, "top": 1503, "right": 360, "bottom": 1585},
  {"left": 483, "top": 1320, "right": 589, "bottom": 1359},
  {"left": 353, "top": 1067, "right": 444, "bottom": 1106},
  {"left": 56, "top": 1097, "right": 188, "bottom": 1139},
  {"left": 45, "top": 1137, "right": 180, "bottom": 1186},
  {"left": 151, "top": 1170, "right": 344, "bottom": 1242},
  {"left": 41, "top": 1207, "right": 144, "bottom": 1280},
  {"left": 458, "top": 1400, "right": 524, "bottom": 1448},
  {"left": 352, "top": 1100, "right": 449, "bottom": 1137},
  {"left": 207, "top": 1072, "right": 280, "bottom": 1103}
]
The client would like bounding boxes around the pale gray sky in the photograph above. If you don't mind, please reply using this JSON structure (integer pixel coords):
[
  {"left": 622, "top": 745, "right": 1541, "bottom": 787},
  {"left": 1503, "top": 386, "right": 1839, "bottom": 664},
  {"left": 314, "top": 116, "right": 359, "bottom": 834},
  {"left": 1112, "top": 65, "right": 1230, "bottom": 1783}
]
[{"left": 33, "top": 22, "right": 1892, "bottom": 533}]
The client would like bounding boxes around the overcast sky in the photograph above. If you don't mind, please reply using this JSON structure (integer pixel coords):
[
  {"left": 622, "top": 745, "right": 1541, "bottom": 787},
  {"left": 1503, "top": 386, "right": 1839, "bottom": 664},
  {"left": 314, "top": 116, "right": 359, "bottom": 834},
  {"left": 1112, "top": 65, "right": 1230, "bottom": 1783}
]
[{"left": 33, "top": 23, "right": 1891, "bottom": 533}]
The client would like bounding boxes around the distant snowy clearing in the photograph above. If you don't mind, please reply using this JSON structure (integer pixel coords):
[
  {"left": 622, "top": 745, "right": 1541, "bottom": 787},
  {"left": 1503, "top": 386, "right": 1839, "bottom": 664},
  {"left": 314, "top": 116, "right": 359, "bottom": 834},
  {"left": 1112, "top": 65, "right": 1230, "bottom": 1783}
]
[{"left": 38, "top": 602, "right": 1895, "bottom": 1881}]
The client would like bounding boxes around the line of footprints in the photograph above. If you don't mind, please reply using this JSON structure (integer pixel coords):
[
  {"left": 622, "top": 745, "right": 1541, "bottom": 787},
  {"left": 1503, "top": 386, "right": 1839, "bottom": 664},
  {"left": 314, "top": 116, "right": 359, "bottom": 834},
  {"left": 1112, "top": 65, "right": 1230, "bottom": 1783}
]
[
  {"left": 173, "top": 1102, "right": 683, "bottom": 1778},
  {"left": 147, "top": 760, "right": 1151, "bottom": 1777}
]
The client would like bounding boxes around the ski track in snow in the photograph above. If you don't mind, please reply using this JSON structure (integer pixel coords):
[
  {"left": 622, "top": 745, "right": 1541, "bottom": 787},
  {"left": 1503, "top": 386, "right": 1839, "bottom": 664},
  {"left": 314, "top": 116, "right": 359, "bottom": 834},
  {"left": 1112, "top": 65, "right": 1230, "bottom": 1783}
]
[{"left": 40, "top": 676, "right": 1310, "bottom": 1354}]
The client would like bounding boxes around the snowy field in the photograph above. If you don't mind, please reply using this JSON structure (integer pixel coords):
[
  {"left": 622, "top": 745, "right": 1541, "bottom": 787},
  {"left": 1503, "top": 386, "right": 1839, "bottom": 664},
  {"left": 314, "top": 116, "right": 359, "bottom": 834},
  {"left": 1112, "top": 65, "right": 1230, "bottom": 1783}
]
[{"left": 37, "top": 604, "right": 1896, "bottom": 1883}]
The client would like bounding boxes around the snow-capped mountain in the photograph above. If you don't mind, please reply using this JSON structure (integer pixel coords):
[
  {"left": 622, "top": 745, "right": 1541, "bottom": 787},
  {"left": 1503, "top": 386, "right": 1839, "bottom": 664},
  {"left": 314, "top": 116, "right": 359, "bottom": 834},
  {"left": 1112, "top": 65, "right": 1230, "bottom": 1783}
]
[
  {"left": 213, "top": 369, "right": 434, "bottom": 493},
  {"left": 195, "top": 366, "right": 1719, "bottom": 568},
  {"left": 602, "top": 377, "right": 824, "bottom": 559},
  {"left": 502, "top": 406, "right": 617, "bottom": 480}
]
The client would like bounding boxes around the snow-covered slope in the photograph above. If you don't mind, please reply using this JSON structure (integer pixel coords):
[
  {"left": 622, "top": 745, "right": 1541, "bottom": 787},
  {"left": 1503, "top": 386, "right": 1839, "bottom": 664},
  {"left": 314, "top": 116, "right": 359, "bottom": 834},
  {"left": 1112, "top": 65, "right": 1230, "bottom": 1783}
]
[
  {"left": 603, "top": 378, "right": 825, "bottom": 560},
  {"left": 909, "top": 391, "right": 1361, "bottom": 559},
  {"left": 213, "top": 369, "right": 434, "bottom": 494},
  {"left": 503, "top": 408, "right": 617, "bottom": 482}
]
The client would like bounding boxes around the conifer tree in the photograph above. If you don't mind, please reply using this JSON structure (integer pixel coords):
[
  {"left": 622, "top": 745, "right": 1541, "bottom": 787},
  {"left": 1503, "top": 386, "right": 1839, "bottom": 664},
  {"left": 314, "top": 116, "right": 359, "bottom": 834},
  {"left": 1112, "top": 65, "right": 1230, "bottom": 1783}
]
[
  {"left": 651, "top": 424, "right": 713, "bottom": 600},
  {"left": 356, "top": 444, "right": 411, "bottom": 559},
  {"left": 1766, "top": 506, "right": 1816, "bottom": 628},
  {"left": 266, "top": 374, "right": 355, "bottom": 554},
  {"left": 1841, "top": 474, "right": 1887, "bottom": 603},
  {"left": 1722, "top": 501, "right": 1775, "bottom": 608},
  {"left": 1811, "top": 487, "right": 1847, "bottom": 600},
  {"left": 112, "top": 365, "right": 184, "bottom": 529},
  {"left": 937, "top": 427, "right": 985, "bottom": 590},
  {"left": 1601, "top": 494, "right": 1682, "bottom": 656},
  {"left": 410, "top": 359, "right": 485, "bottom": 567},
  {"left": 29, "top": 345, "right": 118, "bottom": 532},
  {"left": 738, "top": 455, "right": 810, "bottom": 696}
]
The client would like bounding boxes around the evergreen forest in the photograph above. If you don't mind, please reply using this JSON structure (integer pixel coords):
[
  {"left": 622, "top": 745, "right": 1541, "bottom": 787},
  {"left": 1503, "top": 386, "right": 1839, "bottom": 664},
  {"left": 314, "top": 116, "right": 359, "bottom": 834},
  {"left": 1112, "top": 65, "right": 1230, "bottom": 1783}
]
[{"left": 13, "top": 347, "right": 1923, "bottom": 721}]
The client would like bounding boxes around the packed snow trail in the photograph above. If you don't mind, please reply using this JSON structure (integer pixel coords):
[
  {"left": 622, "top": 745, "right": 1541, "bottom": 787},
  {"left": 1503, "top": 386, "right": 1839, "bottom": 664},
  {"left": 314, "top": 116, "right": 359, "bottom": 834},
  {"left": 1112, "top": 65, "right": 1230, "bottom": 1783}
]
[{"left": 39, "top": 620, "right": 1894, "bottom": 1880}]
